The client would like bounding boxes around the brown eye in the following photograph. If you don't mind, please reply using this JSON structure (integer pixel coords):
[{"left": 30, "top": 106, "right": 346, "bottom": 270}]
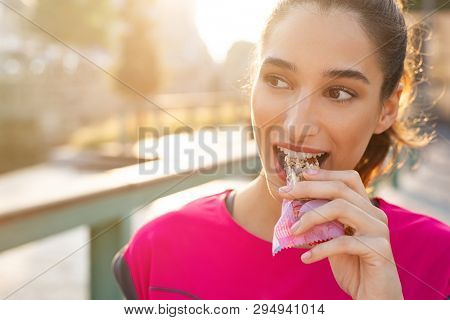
[
  {"left": 328, "top": 88, "right": 341, "bottom": 99},
  {"left": 264, "top": 75, "right": 290, "bottom": 89},
  {"left": 326, "top": 87, "right": 355, "bottom": 103}
]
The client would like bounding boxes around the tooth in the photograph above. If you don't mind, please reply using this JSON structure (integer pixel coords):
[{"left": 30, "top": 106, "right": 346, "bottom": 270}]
[{"left": 278, "top": 146, "right": 325, "bottom": 163}]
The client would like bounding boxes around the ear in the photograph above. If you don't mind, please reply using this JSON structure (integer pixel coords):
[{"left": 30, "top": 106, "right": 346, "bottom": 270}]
[{"left": 373, "top": 82, "right": 403, "bottom": 134}]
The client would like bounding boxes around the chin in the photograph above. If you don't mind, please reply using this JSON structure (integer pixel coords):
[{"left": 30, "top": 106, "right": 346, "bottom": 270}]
[{"left": 261, "top": 170, "right": 285, "bottom": 202}]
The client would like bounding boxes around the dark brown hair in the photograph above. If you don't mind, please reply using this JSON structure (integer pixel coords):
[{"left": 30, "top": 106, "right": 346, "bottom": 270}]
[{"left": 248, "top": 0, "right": 435, "bottom": 191}]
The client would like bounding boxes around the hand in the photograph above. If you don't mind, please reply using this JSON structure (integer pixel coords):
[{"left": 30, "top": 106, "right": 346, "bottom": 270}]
[{"left": 278, "top": 169, "right": 404, "bottom": 300}]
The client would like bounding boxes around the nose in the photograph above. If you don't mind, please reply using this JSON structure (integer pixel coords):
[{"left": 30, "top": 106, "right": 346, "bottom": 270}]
[{"left": 283, "top": 94, "right": 320, "bottom": 143}]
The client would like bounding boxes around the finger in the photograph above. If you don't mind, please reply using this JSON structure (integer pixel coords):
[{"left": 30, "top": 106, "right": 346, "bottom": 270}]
[
  {"left": 303, "top": 169, "right": 369, "bottom": 201},
  {"left": 279, "top": 180, "right": 388, "bottom": 224},
  {"left": 291, "top": 198, "right": 389, "bottom": 237},
  {"left": 300, "top": 235, "right": 393, "bottom": 265}
]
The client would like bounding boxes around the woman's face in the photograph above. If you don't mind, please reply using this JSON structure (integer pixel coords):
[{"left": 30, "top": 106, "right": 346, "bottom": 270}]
[{"left": 251, "top": 5, "right": 389, "bottom": 199}]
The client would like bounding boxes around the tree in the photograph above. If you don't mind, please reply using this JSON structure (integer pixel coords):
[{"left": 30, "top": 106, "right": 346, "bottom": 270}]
[
  {"left": 32, "top": 0, "right": 116, "bottom": 48},
  {"left": 115, "top": 0, "right": 161, "bottom": 141}
]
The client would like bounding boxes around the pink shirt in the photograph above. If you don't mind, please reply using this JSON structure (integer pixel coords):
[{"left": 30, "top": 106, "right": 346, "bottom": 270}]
[{"left": 123, "top": 189, "right": 450, "bottom": 299}]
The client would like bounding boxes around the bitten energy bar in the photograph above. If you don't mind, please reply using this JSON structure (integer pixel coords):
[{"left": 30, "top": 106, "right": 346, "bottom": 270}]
[{"left": 272, "top": 151, "right": 345, "bottom": 256}]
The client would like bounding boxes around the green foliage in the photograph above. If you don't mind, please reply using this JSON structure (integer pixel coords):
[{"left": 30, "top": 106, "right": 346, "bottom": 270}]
[
  {"left": 115, "top": 0, "right": 160, "bottom": 99},
  {"left": 32, "top": 0, "right": 116, "bottom": 48},
  {"left": 406, "top": 0, "right": 450, "bottom": 10},
  {"left": 0, "top": 118, "right": 49, "bottom": 174}
]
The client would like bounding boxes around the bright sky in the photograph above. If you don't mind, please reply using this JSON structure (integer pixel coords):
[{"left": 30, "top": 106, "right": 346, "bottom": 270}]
[{"left": 194, "top": 0, "right": 277, "bottom": 62}]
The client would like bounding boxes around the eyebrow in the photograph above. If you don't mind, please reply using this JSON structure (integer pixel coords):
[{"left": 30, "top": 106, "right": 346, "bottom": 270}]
[
  {"left": 262, "top": 56, "right": 370, "bottom": 84},
  {"left": 323, "top": 68, "right": 370, "bottom": 84},
  {"left": 262, "top": 57, "right": 297, "bottom": 72}
]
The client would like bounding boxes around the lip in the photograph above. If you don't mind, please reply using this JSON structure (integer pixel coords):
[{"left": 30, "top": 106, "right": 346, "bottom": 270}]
[
  {"left": 272, "top": 143, "right": 330, "bottom": 182},
  {"left": 273, "top": 148, "right": 287, "bottom": 182},
  {"left": 274, "top": 142, "right": 329, "bottom": 154}
]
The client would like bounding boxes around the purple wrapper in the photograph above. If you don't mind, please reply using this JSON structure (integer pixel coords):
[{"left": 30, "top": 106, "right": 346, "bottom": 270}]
[{"left": 272, "top": 199, "right": 345, "bottom": 255}]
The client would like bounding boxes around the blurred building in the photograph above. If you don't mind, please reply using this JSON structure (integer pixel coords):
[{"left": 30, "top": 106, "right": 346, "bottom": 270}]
[
  {"left": 152, "top": 0, "right": 217, "bottom": 93},
  {"left": 428, "top": 11, "right": 450, "bottom": 121},
  {"left": 221, "top": 40, "right": 256, "bottom": 93}
]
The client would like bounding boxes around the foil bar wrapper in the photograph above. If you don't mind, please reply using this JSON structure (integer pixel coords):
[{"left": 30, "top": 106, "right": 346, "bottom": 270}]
[{"left": 272, "top": 153, "right": 345, "bottom": 256}]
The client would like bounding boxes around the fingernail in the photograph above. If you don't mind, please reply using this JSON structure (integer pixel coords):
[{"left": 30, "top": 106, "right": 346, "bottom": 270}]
[
  {"left": 305, "top": 168, "right": 319, "bottom": 175},
  {"left": 279, "top": 184, "right": 292, "bottom": 193},
  {"left": 301, "top": 251, "right": 311, "bottom": 262}
]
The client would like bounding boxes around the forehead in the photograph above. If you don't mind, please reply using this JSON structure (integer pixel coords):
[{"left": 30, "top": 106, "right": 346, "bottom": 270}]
[{"left": 262, "top": 5, "right": 382, "bottom": 81}]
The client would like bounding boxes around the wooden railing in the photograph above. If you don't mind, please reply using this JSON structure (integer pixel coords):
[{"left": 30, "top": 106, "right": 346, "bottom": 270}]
[{"left": 0, "top": 129, "right": 261, "bottom": 299}]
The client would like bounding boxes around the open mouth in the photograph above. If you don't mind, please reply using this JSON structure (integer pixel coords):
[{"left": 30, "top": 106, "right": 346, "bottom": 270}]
[{"left": 273, "top": 145, "right": 330, "bottom": 181}]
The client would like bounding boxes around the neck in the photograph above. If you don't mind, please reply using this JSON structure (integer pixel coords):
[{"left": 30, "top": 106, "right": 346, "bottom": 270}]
[{"left": 233, "top": 172, "right": 282, "bottom": 242}]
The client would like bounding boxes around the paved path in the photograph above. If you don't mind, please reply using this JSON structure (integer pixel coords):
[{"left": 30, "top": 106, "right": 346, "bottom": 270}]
[{"left": 376, "top": 121, "right": 449, "bottom": 224}]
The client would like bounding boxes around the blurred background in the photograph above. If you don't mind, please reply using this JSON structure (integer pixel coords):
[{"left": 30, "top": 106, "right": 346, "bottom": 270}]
[{"left": 0, "top": 0, "right": 448, "bottom": 299}]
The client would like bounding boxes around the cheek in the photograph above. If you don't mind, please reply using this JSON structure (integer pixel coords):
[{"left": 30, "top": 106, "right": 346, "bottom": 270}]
[
  {"left": 251, "top": 84, "right": 279, "bottom": 126},
  {"left": 329, "top": 107, "right": 377, "bottom": 169},
  {"left": 251, "top": 85, "right": 287, "bottom": 176}
]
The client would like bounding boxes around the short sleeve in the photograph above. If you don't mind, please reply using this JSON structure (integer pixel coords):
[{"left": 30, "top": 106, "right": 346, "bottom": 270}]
[
  {"left": 121, "top": 220, "right": 156, "bottom": 300},
  {"left": 112, "top": 246, "right": 138, "bottom": 299}
]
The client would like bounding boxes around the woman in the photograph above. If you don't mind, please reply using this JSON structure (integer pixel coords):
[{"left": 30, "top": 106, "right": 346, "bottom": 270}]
[{"left": 113, "top": 0, "right": 450, "bottom": 299}]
